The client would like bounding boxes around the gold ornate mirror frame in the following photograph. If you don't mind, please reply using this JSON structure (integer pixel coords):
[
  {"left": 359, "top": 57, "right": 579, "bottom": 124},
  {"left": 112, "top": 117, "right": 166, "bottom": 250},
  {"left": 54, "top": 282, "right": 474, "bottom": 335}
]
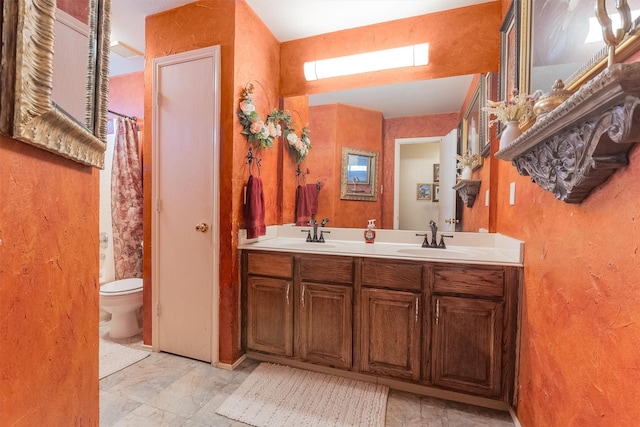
[
  {"left": 340, "top": 147, "right": 379, "bottom": 201},
  {"left": 0, "top": 0, "right": 111, "bottom": 168}
]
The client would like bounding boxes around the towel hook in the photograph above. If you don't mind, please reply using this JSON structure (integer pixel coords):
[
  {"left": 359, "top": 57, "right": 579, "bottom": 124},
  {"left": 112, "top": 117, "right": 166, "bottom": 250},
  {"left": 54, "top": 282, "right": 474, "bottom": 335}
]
[
  {"left": 296, "top": 165, "right": 309, "bottom": 184},
  {"left": 247, "top": 147, "right": 262, "bottom": 176}
]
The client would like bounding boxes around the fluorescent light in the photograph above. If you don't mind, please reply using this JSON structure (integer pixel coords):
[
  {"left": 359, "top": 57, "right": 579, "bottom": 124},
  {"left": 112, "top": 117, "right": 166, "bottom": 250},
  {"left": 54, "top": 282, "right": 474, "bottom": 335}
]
[
  {"left": 304, "top": 43, "right": 429, "bottom": 81},
  {"left": 110, "top": 40, "right": 143, "bottom": 59}
]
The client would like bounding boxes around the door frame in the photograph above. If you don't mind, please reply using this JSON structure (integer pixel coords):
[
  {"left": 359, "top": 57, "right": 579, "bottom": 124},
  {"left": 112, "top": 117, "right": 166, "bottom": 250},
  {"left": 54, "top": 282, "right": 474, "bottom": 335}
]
[
  {"left": 151, "top": 46, "right": 221, "bottom": 365},
  {"left": 393, "top": 136, "right": 442, "bottom": 229}
]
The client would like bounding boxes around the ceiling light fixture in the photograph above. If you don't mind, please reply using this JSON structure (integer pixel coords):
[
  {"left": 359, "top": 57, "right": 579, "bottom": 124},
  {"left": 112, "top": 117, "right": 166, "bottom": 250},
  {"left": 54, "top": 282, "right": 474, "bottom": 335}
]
[
  {"left": 304, "top": 43, "right": 429, "bottom": 81},
  {"left": 110, "top": 40, "right": 143, "bottom": 59}
]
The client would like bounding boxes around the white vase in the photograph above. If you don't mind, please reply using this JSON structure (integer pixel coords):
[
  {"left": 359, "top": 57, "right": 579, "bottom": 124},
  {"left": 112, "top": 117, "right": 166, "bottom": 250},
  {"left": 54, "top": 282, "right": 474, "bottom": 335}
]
[
  {"left": 460, "top": 166, "right": 472, "bottom": 180},
  {"left": 500, "top": 121, "right": 522, "bottom": 150}
]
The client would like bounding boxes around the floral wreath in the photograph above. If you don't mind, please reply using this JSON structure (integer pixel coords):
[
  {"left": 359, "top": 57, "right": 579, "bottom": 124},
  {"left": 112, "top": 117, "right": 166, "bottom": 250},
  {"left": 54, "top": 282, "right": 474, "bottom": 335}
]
[{"left": 238, "top": 82, "right": 311, "bottom": 163}]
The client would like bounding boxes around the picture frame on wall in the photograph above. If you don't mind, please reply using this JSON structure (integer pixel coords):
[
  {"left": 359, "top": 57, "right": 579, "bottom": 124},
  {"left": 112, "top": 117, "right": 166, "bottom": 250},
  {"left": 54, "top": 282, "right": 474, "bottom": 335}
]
[
  {"left": 417, "top": 183, "right": 432, "bottom": 201},
  {"left": 433, "top": 163, "right": 440, "bottom": 183},
  {"left": 457, "top": 119, "right": 464, "bottom": 156},
  {"left": 499, "top": 0, "right": 520, "bottom": 136},
  {"left": 463, "top": 79, "right": 484, "bottom": 169},
  {"left": 481, "top": 72, "right": 496, "bottom": 157},
  {"left": 433, "top": 185, "right": 440, "bottom": 202}
]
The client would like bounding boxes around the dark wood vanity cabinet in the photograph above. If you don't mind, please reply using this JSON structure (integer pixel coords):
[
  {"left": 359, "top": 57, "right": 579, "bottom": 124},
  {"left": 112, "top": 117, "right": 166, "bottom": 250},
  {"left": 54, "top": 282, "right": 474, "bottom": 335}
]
[
  {"left": 297, "top": 255, "right": 354, "bottom": 369},
  {"left": 243, "top": 250, "right": 521, "bottom": 405},
  {"left": 245, "top": 252, "right": 294, "bottom": 356},
  {"left": 430, "top": 265, "right": 520, "bottom": 401},
  {"left": 244, "top": 251, "right": 354, "bottom": 370},
  {"left": 360, "top": 259, "right": 423, "bottom": 380}
]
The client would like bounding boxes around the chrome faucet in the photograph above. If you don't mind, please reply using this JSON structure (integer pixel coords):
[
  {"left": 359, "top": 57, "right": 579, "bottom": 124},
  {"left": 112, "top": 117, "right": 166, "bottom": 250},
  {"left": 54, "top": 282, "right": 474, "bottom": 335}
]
[
  {"left": 321, "top": 218, "right": 330, "bottom": 227},
  {"left": 429, "top": 220, "right": 438, "bottom": 247},
  {"left": 310, "top": 219, "right": 319, "bottom": 242},
  {"left": 415, "top": 220, "right": 453, "bottom": 249},
  {"left": 301, "top": 219, "right": 326, "bottom": 242}
]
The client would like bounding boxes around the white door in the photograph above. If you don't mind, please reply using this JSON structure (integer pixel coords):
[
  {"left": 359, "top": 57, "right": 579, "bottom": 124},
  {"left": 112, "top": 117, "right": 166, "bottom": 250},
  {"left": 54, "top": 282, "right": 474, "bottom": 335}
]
[
  {"left": 152, "top": 47, "right": 220, "bottom": 363},
  {"left": 438, "top": 128, "right": 458, "bottom": 232}
]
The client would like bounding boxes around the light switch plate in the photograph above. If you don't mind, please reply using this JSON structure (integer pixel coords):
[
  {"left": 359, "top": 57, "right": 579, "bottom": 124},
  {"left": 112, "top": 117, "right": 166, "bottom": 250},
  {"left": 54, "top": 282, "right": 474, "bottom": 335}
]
[
  {"left": 485, "top": 190, "right": 489, "bottom": 207},
  {"left": 509, "top": 182, "right": 516, "bottom": 205}
]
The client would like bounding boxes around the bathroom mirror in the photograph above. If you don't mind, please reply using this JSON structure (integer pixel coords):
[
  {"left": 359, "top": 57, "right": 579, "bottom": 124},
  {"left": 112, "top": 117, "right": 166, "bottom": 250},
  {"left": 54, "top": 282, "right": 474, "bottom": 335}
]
[
  {"left": 0, "top": 0, "right": 110, "bottom": 168},
  {"left": 340, "top": 147, "right": 378, "bottom": 201},
  {"left": 521, "top": 0, "right": 640, "bottom": 94}
]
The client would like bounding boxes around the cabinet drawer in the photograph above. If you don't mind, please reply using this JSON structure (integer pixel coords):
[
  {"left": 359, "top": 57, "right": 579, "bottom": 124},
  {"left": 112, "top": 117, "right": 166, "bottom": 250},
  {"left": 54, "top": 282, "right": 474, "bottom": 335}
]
[
  {"left": 247, "top": 252, "right": 293, "bottom": 278},
  {"left": 362, "top": 259, "right": 422, "bottom": 291},
  {"left": 299, "top": 255, "right": 353, "bottom": 284},
  {"left": 433, "top": 265, "right": 504, "bottom": 298}
]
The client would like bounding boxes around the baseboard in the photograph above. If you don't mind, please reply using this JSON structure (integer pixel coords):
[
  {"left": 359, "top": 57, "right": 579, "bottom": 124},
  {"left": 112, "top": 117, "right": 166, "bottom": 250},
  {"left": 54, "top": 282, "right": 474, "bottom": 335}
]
[
  {"left": 214, "top": 354, "right": 246, "bottom": 371},
  {"left": 509, "top": 408, "right": 522, "bottom": 427},
  {"left": 140, "top": 343, "right": 153, "bottom": 352}
]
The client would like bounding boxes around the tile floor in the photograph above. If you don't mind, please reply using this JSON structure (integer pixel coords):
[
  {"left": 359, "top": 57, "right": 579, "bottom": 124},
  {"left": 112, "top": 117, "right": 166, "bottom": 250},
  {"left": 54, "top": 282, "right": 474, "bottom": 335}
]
[{"left": 100, "top": 321, "right": 515, "bottom": 427}]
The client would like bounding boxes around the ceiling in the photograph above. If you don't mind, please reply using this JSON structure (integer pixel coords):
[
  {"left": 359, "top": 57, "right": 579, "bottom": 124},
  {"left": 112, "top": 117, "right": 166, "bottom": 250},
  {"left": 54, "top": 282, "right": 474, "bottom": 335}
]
[{"left": 109, "top": 0, "right": 494, "bottom": 117}]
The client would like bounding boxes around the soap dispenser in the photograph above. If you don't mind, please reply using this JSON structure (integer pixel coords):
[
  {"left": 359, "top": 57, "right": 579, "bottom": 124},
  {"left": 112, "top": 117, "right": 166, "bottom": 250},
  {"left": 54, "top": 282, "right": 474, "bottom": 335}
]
[{"left": 364, "top": 219, "right": 376, "bottom": 244}]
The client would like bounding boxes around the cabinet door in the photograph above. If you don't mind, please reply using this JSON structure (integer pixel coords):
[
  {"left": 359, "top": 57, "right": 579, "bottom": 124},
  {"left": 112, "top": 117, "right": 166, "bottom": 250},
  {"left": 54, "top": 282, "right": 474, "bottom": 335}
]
[
  {"left": 432, "top": 296, "right": 503, "bottom": 398},
  {"left": 246, "top": 276, "right": 293, "bottom": 356},
  {"left": 299, "top": 282, "right": 352, "bottom": 369},
  {"left": 361, "top": 288, "right": 421, "bottom": 380}
]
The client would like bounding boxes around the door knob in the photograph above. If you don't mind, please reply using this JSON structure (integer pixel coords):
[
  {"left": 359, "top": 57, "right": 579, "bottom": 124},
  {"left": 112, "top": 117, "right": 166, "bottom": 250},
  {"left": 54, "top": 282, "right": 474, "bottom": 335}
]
[{"left": 195, "top": 223, "right": 209, "bottom": 232}]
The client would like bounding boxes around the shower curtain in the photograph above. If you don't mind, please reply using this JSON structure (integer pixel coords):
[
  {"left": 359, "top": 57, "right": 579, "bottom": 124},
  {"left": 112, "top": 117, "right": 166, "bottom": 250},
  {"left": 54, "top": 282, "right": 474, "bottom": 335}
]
[{"left": 111, "top": 117, "right": 143, "bottom": 280}]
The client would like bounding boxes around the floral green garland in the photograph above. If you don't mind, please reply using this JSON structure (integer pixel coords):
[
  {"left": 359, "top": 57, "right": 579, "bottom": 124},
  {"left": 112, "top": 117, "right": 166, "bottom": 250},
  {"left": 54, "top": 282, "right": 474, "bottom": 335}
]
[{"left": 238, "top": 82, "right": 311, "bottom": 163}]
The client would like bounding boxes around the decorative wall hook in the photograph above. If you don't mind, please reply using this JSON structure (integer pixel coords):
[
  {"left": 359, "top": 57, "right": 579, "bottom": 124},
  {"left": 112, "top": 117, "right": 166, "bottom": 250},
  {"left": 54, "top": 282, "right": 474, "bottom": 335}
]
[
  {"left": 596, "top": 0, "right": 632, "bottom": 66},
  {"left": 246, "top": 147, "right": 261, "bottom": 176}
]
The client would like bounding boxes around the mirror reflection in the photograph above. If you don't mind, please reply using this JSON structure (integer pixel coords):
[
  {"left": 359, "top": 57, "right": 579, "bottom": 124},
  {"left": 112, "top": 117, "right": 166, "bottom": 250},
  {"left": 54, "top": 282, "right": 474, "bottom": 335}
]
[
  {"left": 53, "top": 0, "right": 96, "bottom": 130},
  {"left": 340, "top": 148, "right": 378, "bottom": 201},
  {"left": 527, "top": 0, "right": 640, "bottom": 93}
]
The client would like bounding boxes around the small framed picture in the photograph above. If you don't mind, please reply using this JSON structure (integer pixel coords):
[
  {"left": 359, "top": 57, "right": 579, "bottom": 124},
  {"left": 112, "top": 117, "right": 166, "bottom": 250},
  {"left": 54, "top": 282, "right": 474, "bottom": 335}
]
[
  {"left": 433, "top": 184, "right": 440, "bottom": 202},
  {"left": 417, "top": 183, "right": 432, "bottom": 201},
  {"left": 433, "top": 163, "right": 440, "bottom": 183}
]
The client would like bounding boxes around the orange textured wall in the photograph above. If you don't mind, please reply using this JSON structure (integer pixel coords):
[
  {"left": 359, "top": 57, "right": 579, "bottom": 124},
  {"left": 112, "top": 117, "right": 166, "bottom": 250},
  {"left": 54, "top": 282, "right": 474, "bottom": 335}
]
[
  {"left": 308, "top": 105, "right": 339, "bottom": 224},
  {"left": 381, "top": 113, "right": 460, "bottom": 229},
  {"left": 498, "top": 62, "right": 640, "bottom": 426},
  {"left": 0, "top": 137, "right": 99, "bottom": 425},
  {"left": 308, "top": 104, "right": 382, "bottom": 227},
  {"left": 108, "top": 72, "right": 145, "bottom": 131},
  {"left": 280, "top": 2, "right": 501, "bottom": 97},
  {"left": 144, "top": 0, "right": 279, "bottom": 362}
]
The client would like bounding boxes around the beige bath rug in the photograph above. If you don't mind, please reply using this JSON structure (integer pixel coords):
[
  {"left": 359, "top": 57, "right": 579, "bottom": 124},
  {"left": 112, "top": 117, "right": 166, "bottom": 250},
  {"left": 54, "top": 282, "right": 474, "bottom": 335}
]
[
  {"left": 216, "top": 363, "right": 388, "bottom": 427},
  {"left": 99, "top": 338, "right": 149, "bottom": 379}
]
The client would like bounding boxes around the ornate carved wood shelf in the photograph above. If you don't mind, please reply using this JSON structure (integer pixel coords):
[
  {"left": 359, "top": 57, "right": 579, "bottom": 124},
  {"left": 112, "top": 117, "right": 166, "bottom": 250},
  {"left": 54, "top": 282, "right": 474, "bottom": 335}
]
[
  {"left": 453, "top": 180, "right": 481, "bottom": 207},
  {"left": 495, "top": 63, "right": 640, "bottom": 203}
]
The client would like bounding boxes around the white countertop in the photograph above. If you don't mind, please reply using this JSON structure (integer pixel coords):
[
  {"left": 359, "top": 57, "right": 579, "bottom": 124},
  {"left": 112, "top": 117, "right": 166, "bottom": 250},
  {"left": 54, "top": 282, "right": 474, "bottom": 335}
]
[{"left": 238, "top": 226, "right": 524, "bottom": 266}]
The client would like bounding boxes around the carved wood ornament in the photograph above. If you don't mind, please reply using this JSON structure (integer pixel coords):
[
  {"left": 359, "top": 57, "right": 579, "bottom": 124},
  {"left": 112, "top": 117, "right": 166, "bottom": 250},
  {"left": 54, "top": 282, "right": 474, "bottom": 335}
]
[
  {"left": 496, "top": 63, "right": 640, "bottom": 203},
  {"left": 453, "top": 180, "right": 481, "bottom": 208}
]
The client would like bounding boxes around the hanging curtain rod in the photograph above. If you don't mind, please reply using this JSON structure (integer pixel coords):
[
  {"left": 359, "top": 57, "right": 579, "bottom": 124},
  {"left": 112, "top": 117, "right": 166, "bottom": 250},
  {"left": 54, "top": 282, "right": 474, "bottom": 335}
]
[{"left": 108, "top": 109, "right": 137, "bottom": 122}]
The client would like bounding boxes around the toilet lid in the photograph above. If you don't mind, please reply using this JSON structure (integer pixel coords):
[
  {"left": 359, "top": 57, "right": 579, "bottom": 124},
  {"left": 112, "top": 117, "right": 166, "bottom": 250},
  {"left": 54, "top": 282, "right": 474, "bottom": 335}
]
[{"left": 101, "top": 278, "right": 143, "bottom": 294}]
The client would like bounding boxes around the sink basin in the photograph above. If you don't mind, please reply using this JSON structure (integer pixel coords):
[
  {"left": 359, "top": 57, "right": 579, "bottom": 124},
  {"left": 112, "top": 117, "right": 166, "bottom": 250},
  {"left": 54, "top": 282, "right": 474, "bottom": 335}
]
[{"left": 395, "top": 247, "right": 474, "bottom": 258}]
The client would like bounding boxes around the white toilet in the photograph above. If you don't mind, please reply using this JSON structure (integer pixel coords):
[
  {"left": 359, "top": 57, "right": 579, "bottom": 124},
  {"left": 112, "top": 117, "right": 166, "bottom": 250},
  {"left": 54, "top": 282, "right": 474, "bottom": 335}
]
[{"left": 100, "top": 278, "right": 143, "bottom": 339}]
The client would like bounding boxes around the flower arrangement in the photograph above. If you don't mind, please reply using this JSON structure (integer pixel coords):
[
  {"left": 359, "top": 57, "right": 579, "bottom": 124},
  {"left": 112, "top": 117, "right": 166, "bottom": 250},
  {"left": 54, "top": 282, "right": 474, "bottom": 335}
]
[
  {"left": 456, "top": 150, "right": 479, "bottom": 170},
  {"left": 482, "top": 89, "right": 537, "bottom": 128},
  {"left": 238, "top": 82, "right": 311, "bottom": 163},
  {"left": 286, "top": 126, "right": 312, "bottom": 163}
]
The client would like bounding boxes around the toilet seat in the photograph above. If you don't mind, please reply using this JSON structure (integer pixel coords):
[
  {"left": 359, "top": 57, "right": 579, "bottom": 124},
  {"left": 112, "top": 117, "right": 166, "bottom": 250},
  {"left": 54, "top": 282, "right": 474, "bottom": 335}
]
[{"left": 100, "top": 278, "right": 142, "bottom": 295}]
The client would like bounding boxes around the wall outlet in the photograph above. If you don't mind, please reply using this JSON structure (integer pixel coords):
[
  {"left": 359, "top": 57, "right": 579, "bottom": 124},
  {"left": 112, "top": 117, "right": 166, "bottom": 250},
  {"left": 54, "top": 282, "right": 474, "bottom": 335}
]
[{"left": 509, "top": 182, "right": 516, "bottom": 205}]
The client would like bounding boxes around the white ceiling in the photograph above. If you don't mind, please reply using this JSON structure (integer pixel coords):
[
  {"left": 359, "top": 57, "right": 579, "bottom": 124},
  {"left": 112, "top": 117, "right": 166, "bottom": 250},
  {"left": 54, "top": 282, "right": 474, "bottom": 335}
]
[{"left": 109, "top": 0, "right": 494, "bottom": 117}]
